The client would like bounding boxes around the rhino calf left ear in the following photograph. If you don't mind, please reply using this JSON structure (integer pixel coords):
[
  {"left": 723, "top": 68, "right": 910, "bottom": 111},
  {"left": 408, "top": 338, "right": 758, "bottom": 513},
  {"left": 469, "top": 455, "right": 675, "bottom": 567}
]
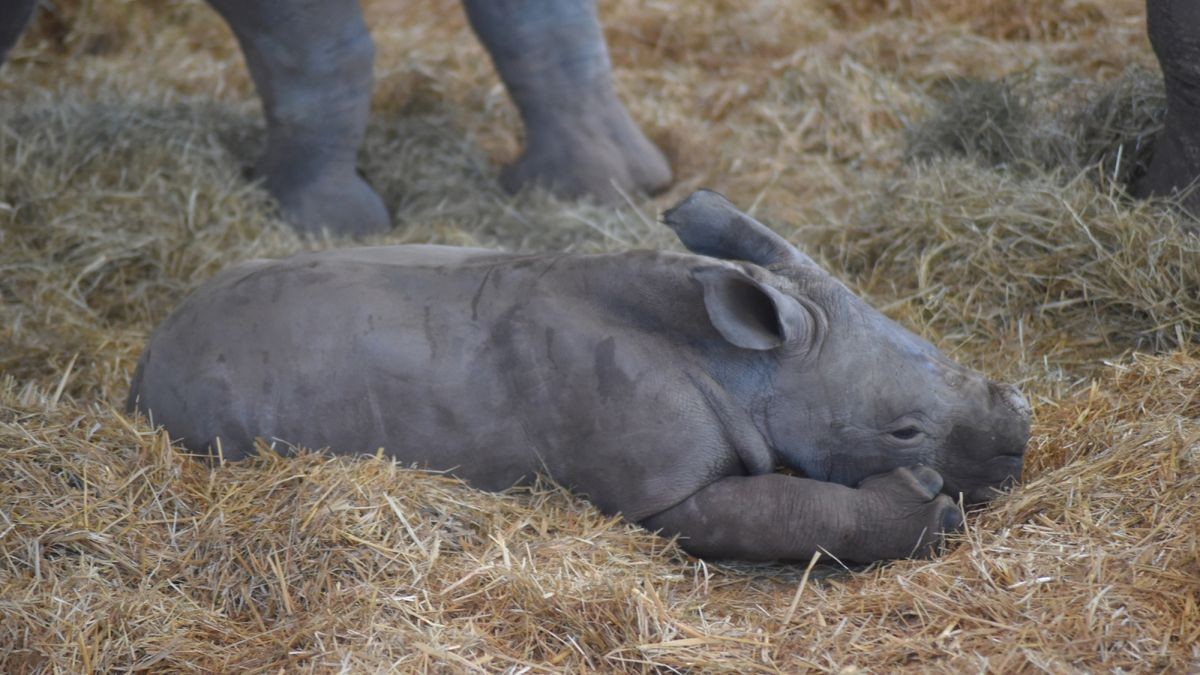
[{"left": 693, "top": 266, "right": 812, "bottom": 351}]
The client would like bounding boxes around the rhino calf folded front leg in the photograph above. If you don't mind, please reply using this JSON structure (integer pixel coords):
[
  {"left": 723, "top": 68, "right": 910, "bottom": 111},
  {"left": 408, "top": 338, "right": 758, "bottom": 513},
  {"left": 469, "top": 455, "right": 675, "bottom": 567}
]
[{"left": 643, "top": 467, "right": 962, "bottom": 563}]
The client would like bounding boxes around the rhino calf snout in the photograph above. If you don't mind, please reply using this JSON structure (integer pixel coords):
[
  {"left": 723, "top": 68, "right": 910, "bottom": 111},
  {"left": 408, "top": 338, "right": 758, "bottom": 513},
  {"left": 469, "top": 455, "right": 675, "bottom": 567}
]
[
  {"left": 987, "top": 380, "right": 1033, "bottom": 459},
  {"left": 936, "top": 379, "right": 1031, "bottom": 506},
  {"left": 994, "top": 381, "right": 1033, "bottom": 420}
]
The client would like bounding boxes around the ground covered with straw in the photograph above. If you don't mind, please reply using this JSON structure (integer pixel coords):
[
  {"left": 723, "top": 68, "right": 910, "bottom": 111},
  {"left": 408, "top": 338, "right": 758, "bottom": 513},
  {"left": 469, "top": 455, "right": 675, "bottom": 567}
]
[{"left": 2, "top": 0, "right": 1198, "bottom": 671}]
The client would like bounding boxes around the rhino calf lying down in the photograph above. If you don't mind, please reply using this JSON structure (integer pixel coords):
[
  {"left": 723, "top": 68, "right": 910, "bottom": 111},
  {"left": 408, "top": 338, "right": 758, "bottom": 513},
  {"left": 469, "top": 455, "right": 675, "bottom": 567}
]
[{"left": 128, "top": 190, "right": 1031, "bottom": 563}]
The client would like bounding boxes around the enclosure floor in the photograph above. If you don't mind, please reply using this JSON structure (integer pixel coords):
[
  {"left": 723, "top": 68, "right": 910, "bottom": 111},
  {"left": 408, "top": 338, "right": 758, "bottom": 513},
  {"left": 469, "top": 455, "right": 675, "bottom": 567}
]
[{"left": 2, "top": 0, "right": 1197, "bottom": 671}]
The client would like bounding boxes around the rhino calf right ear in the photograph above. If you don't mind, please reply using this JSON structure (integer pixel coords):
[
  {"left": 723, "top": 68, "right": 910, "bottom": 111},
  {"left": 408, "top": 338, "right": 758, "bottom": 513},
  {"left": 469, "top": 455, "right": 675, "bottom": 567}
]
[
  {"left": 693, "top": 266, "right": 812, "bottom": 351},
  {"left": 663, "top": 189, "right": 813, "bottom": 270}
]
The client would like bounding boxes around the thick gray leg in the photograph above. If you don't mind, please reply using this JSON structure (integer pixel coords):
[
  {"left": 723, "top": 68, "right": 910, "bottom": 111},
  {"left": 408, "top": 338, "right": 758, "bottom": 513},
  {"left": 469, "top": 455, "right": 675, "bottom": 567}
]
[
  {"left": 642, "top": 467, "right": 962, "bottom": 563},
  {"left": 207, "top": 0, "right": 390, "bottom": 237},
  {"left": 462, "top": 0, "right": 671, "bottom": 202},
  {"left": 0, "top": 0, "right": 38, "bottom": 65},
  {"left": 1134, "top": 0, "right": 1200, "bottom": 214}
]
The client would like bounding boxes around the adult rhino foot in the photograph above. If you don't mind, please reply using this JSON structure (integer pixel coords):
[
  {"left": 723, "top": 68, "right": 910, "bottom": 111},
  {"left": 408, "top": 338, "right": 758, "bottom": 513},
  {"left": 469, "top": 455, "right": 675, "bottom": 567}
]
[
  {"left": 262, "top": 168, "right": 391, "bottom": 238},
  {"left": 1133, "top": 0, "right": 1200, "bottom": 216},
  {"left": 1130, "top": 130, "right": 1200, "bottom": 216},
  {"left": 501, "top": 107, "right": 672, "bottom": 203}
]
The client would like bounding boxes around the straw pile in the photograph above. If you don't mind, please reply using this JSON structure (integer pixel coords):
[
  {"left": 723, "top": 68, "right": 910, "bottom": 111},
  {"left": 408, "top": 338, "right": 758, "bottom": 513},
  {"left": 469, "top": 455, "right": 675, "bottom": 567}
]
[{"left": 2, "top": 0, "right": 1197, "bottom": 671}]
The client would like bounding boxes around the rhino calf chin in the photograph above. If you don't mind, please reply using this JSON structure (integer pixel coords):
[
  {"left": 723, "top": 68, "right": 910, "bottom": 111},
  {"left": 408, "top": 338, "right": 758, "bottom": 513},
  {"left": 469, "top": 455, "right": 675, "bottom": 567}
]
[{"left": 128, "top": 190, "right": 1031, "bottom": 564}]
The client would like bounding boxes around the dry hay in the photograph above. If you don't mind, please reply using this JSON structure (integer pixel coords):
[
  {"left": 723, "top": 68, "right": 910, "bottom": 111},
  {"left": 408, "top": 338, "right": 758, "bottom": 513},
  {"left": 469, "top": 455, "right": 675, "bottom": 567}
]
[
  {"left": 3, "top": 350, "right": 1198, "bottom": 672},
  {"left": 2, "top": 0, "right": 1198, "bottom": 671}
]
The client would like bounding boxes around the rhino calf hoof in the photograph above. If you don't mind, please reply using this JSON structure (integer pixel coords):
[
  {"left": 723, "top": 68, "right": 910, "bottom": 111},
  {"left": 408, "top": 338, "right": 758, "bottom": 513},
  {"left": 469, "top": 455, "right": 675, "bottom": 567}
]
[{"left": 857, "top": 466, "right": 964, "bottom": 559}]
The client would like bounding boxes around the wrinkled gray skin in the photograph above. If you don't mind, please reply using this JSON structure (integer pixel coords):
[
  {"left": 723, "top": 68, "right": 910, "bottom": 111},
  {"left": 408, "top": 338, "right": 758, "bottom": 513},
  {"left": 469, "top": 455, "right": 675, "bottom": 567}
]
[
  {"left": 0, "top": 0, "right": 671, "bottom": 236},
  {"left": 127, "top": 190, "right": 1031, "bottom": 563},
  {"left": 1133, "top": 0, "right": 1200, "bottom": 214}
]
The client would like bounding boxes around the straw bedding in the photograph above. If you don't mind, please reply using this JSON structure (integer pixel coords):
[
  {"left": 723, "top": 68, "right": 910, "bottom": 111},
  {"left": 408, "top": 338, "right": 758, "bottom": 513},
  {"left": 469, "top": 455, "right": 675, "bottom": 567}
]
[{"left": 1, "top": 0, "right": 1197, "bottom": 671}]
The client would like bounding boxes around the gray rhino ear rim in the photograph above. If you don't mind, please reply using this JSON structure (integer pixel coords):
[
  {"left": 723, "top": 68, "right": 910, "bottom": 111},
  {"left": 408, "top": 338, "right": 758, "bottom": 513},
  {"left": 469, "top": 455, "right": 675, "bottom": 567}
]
[
  {"left": 693, "top": 267, "right": 810, "bottom": 351},
  {"left": 663, "top": 189, "right": 817, "bottom": 270}
]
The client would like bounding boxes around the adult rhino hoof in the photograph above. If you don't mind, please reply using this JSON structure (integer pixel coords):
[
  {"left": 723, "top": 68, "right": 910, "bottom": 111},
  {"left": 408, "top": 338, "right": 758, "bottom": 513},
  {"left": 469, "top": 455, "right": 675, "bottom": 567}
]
[
  {"left": 265, "top": 169, "right": 392, "bottom": 238},
  {"left": 1130, "top": 133, "right": 1200, "bottom": 217},
  {"left": 500, "top": 111, "right": 672, "bottom": 203}
]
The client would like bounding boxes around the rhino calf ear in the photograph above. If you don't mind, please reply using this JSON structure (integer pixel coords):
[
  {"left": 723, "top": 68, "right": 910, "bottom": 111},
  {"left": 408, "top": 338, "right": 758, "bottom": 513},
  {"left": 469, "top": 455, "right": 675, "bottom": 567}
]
[
  {"left": 663, "top": 189, "right": 814, "bottom": 270},
  {"left": 693, "top": 267, "right": 811, "bottom": 351}
]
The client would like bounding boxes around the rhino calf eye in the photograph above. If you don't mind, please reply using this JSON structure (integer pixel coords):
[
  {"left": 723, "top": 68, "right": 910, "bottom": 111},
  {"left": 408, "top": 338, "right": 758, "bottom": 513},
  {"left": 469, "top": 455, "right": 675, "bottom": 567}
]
[{"left": 890, "top": 427, "right": 922, "bottom": 440}]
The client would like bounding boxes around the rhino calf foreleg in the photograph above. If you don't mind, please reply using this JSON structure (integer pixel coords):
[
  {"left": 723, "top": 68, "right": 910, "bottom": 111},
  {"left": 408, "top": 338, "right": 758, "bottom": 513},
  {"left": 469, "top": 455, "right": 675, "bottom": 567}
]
[
  {"left": 206, "top": 0, "right": 390, "bottom": 236},
  {"left": 462, "top": 0, "right": 671, "bottom": 201},
  {"left": 642, "top": 467, "right": 963, "bottom": 563}
]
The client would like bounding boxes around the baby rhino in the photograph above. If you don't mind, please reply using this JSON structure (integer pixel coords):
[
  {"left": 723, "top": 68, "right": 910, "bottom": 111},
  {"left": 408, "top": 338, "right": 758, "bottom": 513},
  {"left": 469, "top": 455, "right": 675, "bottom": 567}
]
[{"left": 128, "top": 191, "right": 1031, "bottom": 564}]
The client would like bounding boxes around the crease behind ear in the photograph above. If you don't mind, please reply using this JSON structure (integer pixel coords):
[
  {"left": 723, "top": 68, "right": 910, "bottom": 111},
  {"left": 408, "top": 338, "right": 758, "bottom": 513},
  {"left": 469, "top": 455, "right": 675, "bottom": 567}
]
[{"left": 693, "top": 266, "right": 810, "bottom": 351}]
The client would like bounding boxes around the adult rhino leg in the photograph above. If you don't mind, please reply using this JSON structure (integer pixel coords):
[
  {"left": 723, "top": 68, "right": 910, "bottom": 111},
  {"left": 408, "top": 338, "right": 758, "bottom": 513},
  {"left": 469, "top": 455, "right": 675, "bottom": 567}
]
[
  {"left": 462, "top": 0, "right": 671, "bottom": 202},
  {"left": 642, "top": 468, "right": 962, "bottom": 563},
  {"left": 0, "top": 0, "right": 38, "bottom": 65},
  {"left": 1134, "top": 0, "right": 1200, "bottom": 214},
  {"left": 206, "top": 0, "right": 390, "bottom": 237}
]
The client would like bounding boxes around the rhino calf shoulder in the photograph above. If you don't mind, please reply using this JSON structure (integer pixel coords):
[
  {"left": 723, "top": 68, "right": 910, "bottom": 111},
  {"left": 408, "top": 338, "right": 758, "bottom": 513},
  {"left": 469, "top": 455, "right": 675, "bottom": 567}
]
[{"left": 128, "top": 191, "right": 1030, "bottom": 564}]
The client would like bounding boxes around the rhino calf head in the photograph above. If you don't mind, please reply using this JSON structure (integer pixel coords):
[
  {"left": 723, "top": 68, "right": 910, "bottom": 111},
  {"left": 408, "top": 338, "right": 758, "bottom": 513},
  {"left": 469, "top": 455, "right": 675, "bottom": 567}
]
[{"left": 665, "top": 190, "right": 1031, "bottom": 506}]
